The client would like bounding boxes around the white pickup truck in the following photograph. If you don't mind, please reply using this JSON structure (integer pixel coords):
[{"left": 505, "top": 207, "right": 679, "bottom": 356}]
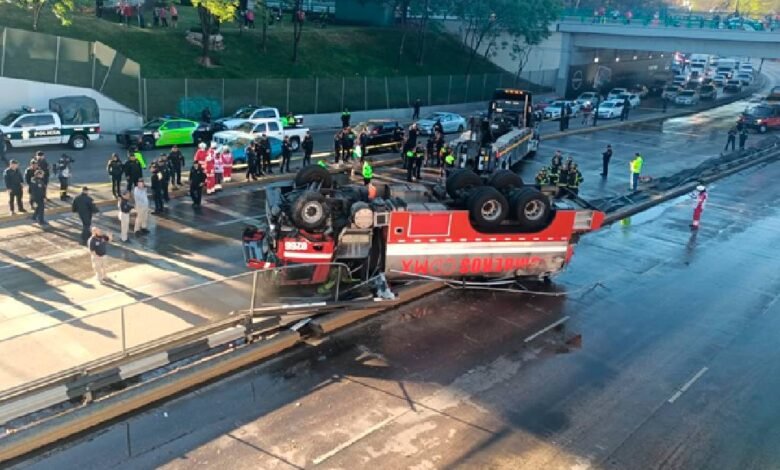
[
  {"left": 0, "top": 96, "right": 100, "bottom": 151},
  {"left": 211, "top": 118, "right": 309, "bottom": 151},
  {"left": 214, "top": 106, "right": 303, "bottom": 130}
]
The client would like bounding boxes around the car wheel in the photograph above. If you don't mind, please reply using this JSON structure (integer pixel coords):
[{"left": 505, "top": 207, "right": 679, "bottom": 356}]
[
  {"left": 457, "top": 124, "right": 464, "bottom": 133},
  {"left": 70, "top": 134, "right": 88, "bottom": 150},
  {"left": 290, "top": 137, "right": 300, "bottom": 151},
  {"left": 141, "top": 137, "right": 155, "bottom": 151}
]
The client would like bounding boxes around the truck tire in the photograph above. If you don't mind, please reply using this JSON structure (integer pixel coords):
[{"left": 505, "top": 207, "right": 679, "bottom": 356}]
[
  {"left": 289, "top": 136, "right": 301, "bottom": 151},
  {"left": 467, "top": 186, "right": 508, "bottom": 228},
  {"left": 294, "top": 164, "right": 333, "bottom": 188},
  {"left": 291, "top": 191, "right": 330, "bottom": 231},
  {"left": 141, "top": 137, "right": 155, "bottom": 151},
  {"left": 510, "top": 187, "right": 551, "bottom": 232},
  {"left": 446, "top": 169, "right": 482, "bottom": 200},
  {"left": 70, "top": 134, "right": 88, "bottom": 150},
  {"left": 488, "top": 170, "right": 523, "bottom": 192}
]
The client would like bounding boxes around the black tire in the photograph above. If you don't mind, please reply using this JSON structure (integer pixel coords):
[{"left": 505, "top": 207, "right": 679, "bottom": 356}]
[
  {"left": 510, "top": 187, "right": 551, "bottom": 232},
  {"left": 294, "top": 164, "right": 333, "bottom": 188},
  {"left": 291, "top": 191, "right": 330, "bottom": 231},
  {"left": 457, "top": 124, "right": 464, "bottom": 133},
  {"left": 141, "top": 137, "right": 155, "bottom": 151},
  {"left": 446, "top": 169, "right": 482, "bottom": 200},
  {"left": 467, "top": 187, "right": 508, "bottom": 228},
  {"left": 488, "top": 170, "right": 523, "bottom": 192},
  {"left": 289, "top": 136, "right": 301, "bottom": 151},
  {"left": 70, "top": 134, "right": 88, "bottom": 150}
]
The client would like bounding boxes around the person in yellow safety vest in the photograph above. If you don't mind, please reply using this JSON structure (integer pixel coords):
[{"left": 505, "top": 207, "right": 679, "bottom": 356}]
[
  {"left": 443, "top": 148, "right": 456, "bottom": 168},
  {"left": 546, "top": 166, "right": 560, "bottom": 186},
  {"left": 630, "top": 152, "right": 643, "bottom": 191},
  {"left": 133, "top": 149, "right": 147, "bottom": 169},
  {"left": 566, "top": 162, "right": 583, "bottom": 196},
  {"left": 317, "top": 159, "right": 328, "bottom": 169},
  {"left": 535, "top": 168, "right": 549, "bottom": 187},
  {"left": 362, "top": 158, "right": 373, "bottom": 185}
]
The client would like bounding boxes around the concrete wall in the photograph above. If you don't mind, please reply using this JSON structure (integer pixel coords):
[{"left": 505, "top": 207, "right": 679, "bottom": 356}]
[{"left": 0, "top": 77, "right": 142, "bottom": 134}]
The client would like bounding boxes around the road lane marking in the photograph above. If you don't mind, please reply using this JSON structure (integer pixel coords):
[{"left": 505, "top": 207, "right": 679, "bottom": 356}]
[
  {"left": 311, "top": 413, "right": 400, "bottom": 465},
  {"left": 524, "top": 316, "right": 570, "bottom": 343},
  {"left": 667, "top": 366, "right": 709, "bottom": 404}
]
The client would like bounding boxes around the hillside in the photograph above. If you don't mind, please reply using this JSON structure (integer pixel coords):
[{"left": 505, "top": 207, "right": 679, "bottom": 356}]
[{"left": 0, "top": 4, "right": 503, "bottom": 79}]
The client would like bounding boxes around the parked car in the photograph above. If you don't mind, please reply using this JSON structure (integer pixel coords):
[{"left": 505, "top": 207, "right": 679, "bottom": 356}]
[
  {"left": 713, "top": 75, "right": 728, "bottom": 87},
  {"left": 352, "top": 119, "right": 404, "bottom": 152},
  {"left": 739, "top": 63, "right": 754, "bottom": 74},
  {"left": 672, "top": 75, "right": 688, "bottom": 87},
  {"left": 662, "top": 85, "right": 682, "bottom": 100},
  {"left": 616, "top": 93, "right": 641, "bottom": 108},
  {"left": 575, "top": 91, "right": 601, "bottom": 107},
  {"left": 724, "top": 80, "right": 743, "bottom": 93},
  {"left": 739, "top": 105, "right": 780, "bottom": 133},
  {"left": 675, "top": 90, "right": 700, "bottom": 105},
  {"left": 416, "top": 112, "right": 467, "bottom": 135},
  {"left": 699, "top": 84, "right": 717, "bottom": 100},
  {"left": 543, "top": 100, "right": 581, "bottom": 120},
  {"left": 117, "top": 117, "right": 213, "bottom": 150},
  {"left": 685, "top": 80, "right": 700, "bottom": 90},
  {"left": 596, "top": 100, "right": 625, "bottom": 119},
  {"left": 607, "top": 88, "right": 628, "bottom": 101}
]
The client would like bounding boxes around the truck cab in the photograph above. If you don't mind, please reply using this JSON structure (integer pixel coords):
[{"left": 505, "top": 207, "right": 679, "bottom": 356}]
[
  {"left": 215, "top": 106, "right": 303, "bottom": 130},
  {"left": 213, "top": 118, "right": 309, "bottom": 151}
]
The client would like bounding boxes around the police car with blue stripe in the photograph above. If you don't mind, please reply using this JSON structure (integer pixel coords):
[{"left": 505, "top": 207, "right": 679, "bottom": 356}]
[{"left": 0, "top": 96, "right": 100, "bottom": 152}]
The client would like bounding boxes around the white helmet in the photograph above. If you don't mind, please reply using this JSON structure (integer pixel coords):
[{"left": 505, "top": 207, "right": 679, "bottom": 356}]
[
  {"left": 198, "top": 142, "right": 206, "bottom": 150},
  {"left": 696, "top": 185, "right": 706, "bottom": 192},
  {"left": 210, "top": 141, "right": 217, "bottom": 149}
]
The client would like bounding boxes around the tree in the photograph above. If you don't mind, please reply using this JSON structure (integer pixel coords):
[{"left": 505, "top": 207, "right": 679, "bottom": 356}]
[
  {"left": 191, "top": 0, "right": 238, "bottom": 66},
  {"left": 291, "top": 0, "right": 305, "bottom": 62},
  {"left": 508, "top": 39, "right": 534, "bottom": 83},
  {"left": 14, "top": 0, "right": 75, "bottom": 31}
]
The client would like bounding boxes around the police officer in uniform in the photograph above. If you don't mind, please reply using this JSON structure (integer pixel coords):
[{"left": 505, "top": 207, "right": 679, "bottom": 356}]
[
  {"left": 124, "top": 153, "right": 143, "bottom": 192},
  {"left": 413, "top": 144, "right": 425, "bottom": 181},
  {"left": 30, "top": 170, "right": 47, "bottom": 225},
  {"left": 280, "top": 136, "right": 292, "bottom": 173},
  {"left": 245, "top": 142, "right": 258, "bottom": 180},
  {"left": 34, "top": 152, "right": 50, "bottom": 201},
  {"left": 341, "top": 128, "right": 355, "bottom": 162},
  {"left": 259, "top": 134, "right": 272, "bottom": 174},
  {"left": 150, "top": 163, "right": 165, "bottom": 214},
  {"left": 738, "top": 127, "right": 748, "bottom": 150},
  {"left": 189, "top": 161, "right": 206, "bottom": 208},
  {"left": 107, "top": 153, "right": 124, "bottom": 198},
  {"left": 71, "top": 186, "right": 99, "bottom": 244},
  {"left": 158, "top": 154, "right": 171, "bottom": 202},
  {"left": 333, "top": 130, "right": 343, "bottom": 163},
  {"left": 3, "top": 160, "right": 26, "bottom": 215},
  {"left": 54, "top": 154, "right": 74, "bottom": 201},
  {"left": 168, "top": 145, "right": 185, "bottom": 187},
  {"left": 302, "top": 132, "right": 314, "bottom": 167},
  {"left": 341, "top": 108, "right": 351, "bottom": 128}
]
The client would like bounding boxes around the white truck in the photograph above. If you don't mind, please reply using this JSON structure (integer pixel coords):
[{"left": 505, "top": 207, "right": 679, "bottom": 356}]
[
  {"left": 212, "top": 118, "right": 309, "bottom": 151},
  {"left": 0, "top": 96, "right": 100, "bottom": 151},
  {"left": 214, "top": 106, "right": 303, "bottom": 130}
]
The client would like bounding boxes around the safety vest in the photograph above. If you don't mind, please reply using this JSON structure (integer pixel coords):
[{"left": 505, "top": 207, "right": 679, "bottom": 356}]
[
  {"left": 353, "top": 146, "right": 362, "bottom": 160},
  {"left": 362, "top": 163, "right": 373, "bottom": 179},
  {"left": 415, "top": 149, "right": 425, "bottom": 158},
  {"left": 535, "top": 174, "right": 548, "bottom": 185},
  {"left": 547, "top": 171, "right": 559, "bottom": 185},
  {"left": 134, "top": 151, "right": 146, "bottom": 169},
  {"left": 631, "top": 156, "right": 644, "bottom": 173},
  {"left": 444, "top": 153, "right": 455, "bottom": 166},
  {"left": 405, "top": 150, "right": 414, "bottom": 159},
  {"left": 569, "top": 170, "right": 583, "bottom": 188},
  {"left": 317, "top": 160, "right": 327, "bottom": 168}
]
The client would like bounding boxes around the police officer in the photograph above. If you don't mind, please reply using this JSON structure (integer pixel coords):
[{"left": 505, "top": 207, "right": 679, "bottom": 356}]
[
  {"left": 738, "top": 127, "right": 748, "bottom": 150},
  {"left": 107, "top": 153, "right": 124, "bottom": 198},
  {"left": 601, "top": 144, "right": 613, "bottom": 177},
  {"left": 29, "top": 170, "right": 47, "bottom": 226},
  {"left": 358, "top": 130, "right": 369, "bottom": 162},
  {"left": 245, "top": 142, "right": 258, "bottom": 180},
  {"left": 362, "top": 157, "right": 373, "bottom": 185},
  {"left": 405, "top": 148, "right": 416, "bottom": 181},
  {"left": 0, "top": 129, "right": 7, "bottom": 165},
  {"left": 71, "top": 186, "right": 99, "bottom": 244},
  {"left": 3, "top": 160, "right": 25, "bottom": 215},
  {"left": 280, "top": 136, "right": 292, "bottom": 173},
  {"left": 432, "top": 120, "right": 443, "bottom": 136},
  {"left": 724, "top": 127, "right": 737, "bottom": 152},
  {"left": 333, "top": 130, "right": 343, "bottom": 163},
  {"left": 158, "top": 154, "right": 171, "bottom": 201},
  {"left": 259, "top": 134, "right": 272, "bottom": 174},
  {"left": 413, "top": 144, "right": 425, "bottom": 181},
  {"left": 24, "top": 160, "right": 38, "bottom": 209},
  {"left": 168, "top": 145, "right": 185, "bottom": 187},
  {"left": 442, "top": 145, "right": 456, "bottom": 170},
  {"left": 566, "top": 163, "right": 583, "bottom": 196},
  {"left": 189, "top": 161, "right": 206, "bottom": 208},
  {"left": 425, "top": 136, "right": 436, "bottom": 167},
  {"left": 54, "top": 153, "right": 74, "bottom": 201},
  {"left": 341, "top": 108, "right": 351, "bottom": 128},
  {"left": 302, "top": 132, "right": 314, "bottom": 166},
  {"left": 150, "top": 163, "right": 165, "bottom": 214},
  {"left": 34, "top": 152, "right": 50, "bottom": 201},
  {"left": 124, "top": 153, "right": 143, "bottom": 192},
  {"left": 341, "top": 127, "right": 355, "bottom": 162}
]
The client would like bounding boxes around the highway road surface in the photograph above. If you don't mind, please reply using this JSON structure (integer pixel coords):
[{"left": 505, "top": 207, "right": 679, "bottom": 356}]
[{"left": 14, "top": 135, "right": 780, "bottom": 470}]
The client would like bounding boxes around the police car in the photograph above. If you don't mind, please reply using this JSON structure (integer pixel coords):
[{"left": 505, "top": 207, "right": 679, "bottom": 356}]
[{"left": 0, "top": 96, "right": 101, "bottom": 151}]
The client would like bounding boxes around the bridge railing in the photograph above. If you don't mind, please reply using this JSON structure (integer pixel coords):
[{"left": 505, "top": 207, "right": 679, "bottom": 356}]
[{"left": 561, "top": 8, "right": 780, "bottom": 31}]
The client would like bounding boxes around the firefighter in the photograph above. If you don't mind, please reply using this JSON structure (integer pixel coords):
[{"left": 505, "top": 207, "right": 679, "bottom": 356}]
[
  {"left": 362, "top": 158, "right": 373, "bottom": 185},
  {"left": 547, "top": 165, "right": 560, "bottom": 187},
  {"left": 550, "top": 150, "right": 563, "bottom": 173},
  {"left": 690, "top": 184, "right": 708, "bottom": 230},
  {"left": 213, "top": 147, "right": 224, "bottom": 190},
  {"left": 54, "top": 153, "right": 74, "bottom": 201},
  {"left": 535, "top": 168, "right": 549, "bottom": 187},
  {"left": 222, "top": 145, "right": 233, "bottom": 182},
  {"left": 566, "top": 163, "right": 583, "bottom": 196},
  {"left": 205, "top": 144, "right": 216, "bottom": 195}
]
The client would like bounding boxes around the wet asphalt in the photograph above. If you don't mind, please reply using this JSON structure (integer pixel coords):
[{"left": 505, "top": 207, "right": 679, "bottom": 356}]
[{"left": 14, "top": 140, "right": 780, "bottom": 470}]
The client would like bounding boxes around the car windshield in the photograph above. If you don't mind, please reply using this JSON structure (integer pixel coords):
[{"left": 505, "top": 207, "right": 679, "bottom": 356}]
[
  {"left": 142, "top": 118, "right": 165, "bottom": 130},
  {"left": 601, "top": 103, "right": 616, "bottom": 108},
  {"left": 701, "top": 86, "right": 715, "bottom": 92},
  {"left": 548, "top": 102, "right": 564, "bottom": 108},
  {"left": 580, "top": 93, "right": 595, "bottom": 99},
  {"left": 0, "top": 112, "right": 21, "bottom": 126},
  {"left": 617, "top": 94, "right": 630, "bottom": 100},
  {"left": 235, "top": 122, "right": 256, "bottom": 133},
  {"left": 423, "top": 113, "right": 445, "bottom": 121},
  {"left": 680, "top": 91, "right": 695, "bottom": 96},
  {"left": 232, "top": 107, "right": 257, "bottom": 119},
  {"left": 611, "top": 89, "right": 626, "bottom": 94},
  {"left": 747, "top": 106, "right": 771, "bottom": 117}
]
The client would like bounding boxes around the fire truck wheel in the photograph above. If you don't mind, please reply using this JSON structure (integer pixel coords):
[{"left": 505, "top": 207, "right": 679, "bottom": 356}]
[
  {"left": 295, "top": 165, "right": 333, "bottom": 188},
  {"left": 291, "top": 192, "right": 330, "bottom": 231},
  {"left": 446, "top": 169, "right": 482, "bottom": 200},
  {"left": 488, "top": 170, "right": 524, "bottom": 192},
  {"left": 510, "top": 188, "right": 551, "bottom": 231},
  {"left": 467, "top": 187, "right": 509, "bottom": 228}
]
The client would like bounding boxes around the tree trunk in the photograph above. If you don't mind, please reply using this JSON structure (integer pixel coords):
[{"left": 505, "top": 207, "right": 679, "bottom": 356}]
[
  {"left": 396, "top": 27, "right": 407, "bottom": 70},
  {"left": 198, "top": 6, "right": 212, "bottom": 66},
  {"left": 291, "top": 2, "right": 303, "bottom": 62},
  {"left": 32, "top": 1, "right": 44, "bottom": 31},
  {"left": 415, "top": 0, "right": 430, "bottom": 66},
  {"left": 465, "top": 25, "right": 490, "bottom": 75},
  {"left": 261, "top": 3, "right": 268, "bottom": 52}
]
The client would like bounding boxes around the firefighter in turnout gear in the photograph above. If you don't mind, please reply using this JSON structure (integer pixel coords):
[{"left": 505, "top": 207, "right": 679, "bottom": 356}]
[
  {"left": 566, "top": 163, "right": 583, "bottom": 196},
  {"left": 535, "top": 168, "right": 549, "bottom": 187}
]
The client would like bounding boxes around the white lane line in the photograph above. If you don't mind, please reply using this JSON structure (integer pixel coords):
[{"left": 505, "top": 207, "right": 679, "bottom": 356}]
[
  {"left": 524, "top": 316, "right": 570, "bottom": 343},
  {"left": 667, "top": 366, "right": 709, "bottom": 404},
  {"left": 311, "top": 414, "right": 399, "bottom": 465}
]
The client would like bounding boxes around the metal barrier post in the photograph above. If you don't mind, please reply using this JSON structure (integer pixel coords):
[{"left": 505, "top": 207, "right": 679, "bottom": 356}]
[
  {"left": 314, "top": 77, "right": 319, "bottom": 113},
  {"left": 0, "top": 28, "right": 6, "bottom": 77},
  {"left": 250, "top": 270, "right": 259, "bottom": 312},
  {"left": 90, "top": 42, "right": 96, "bottom": 89},
  {"left": 54, "top": 36, "right": 61, "bottom": 84},
  {"left": 334, "top": 266, "right": 342, "bottom": 302},
  {"left": 120, "top": 306, "right": 127, "bottom": 354}
]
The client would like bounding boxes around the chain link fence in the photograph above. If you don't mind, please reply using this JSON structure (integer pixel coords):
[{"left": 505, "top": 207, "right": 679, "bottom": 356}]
[{"left": 0, "top": 26, "right": 556, "bottom": 122}]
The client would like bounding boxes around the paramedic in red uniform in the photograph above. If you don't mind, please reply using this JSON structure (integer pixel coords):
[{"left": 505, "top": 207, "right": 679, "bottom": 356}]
[
  {"left": 222, "top": 146, "right": 233, "bottom": 182},
  {"left": 691, "top": 185, "right": 707, "bottom": 230},
  {"left": 194, "top": 142, "right": 208, "bottom": 166},
  {"left": 205, "top": 142, "right": 217, "bottom": 194}
]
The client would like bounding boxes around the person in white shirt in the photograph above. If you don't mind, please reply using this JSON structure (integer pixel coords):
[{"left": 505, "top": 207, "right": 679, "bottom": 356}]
[{"left": 133, "top": 180, "right": 150, "bottom": 235}]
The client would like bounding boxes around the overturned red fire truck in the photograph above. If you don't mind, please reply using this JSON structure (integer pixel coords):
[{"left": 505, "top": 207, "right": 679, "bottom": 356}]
[{"left": 242, "top": 164, "right": 604, "bottom": 286}]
